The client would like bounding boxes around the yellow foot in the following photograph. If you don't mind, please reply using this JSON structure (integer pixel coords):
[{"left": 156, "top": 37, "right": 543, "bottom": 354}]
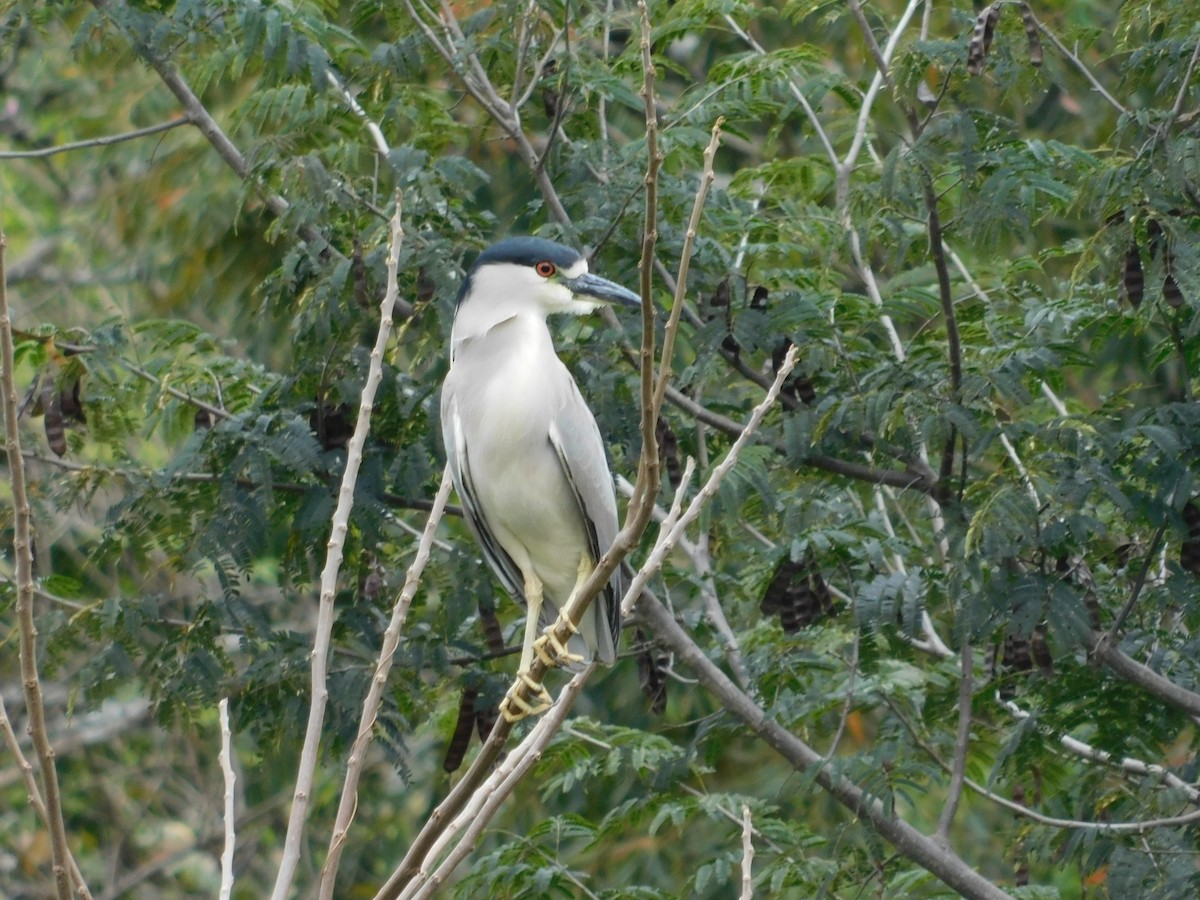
[
  {"left": 498, "top": 672, "right": 553, "bottom": 722},
  {"left": 532, "top": 618, "right": 585, "bottom": 668}
]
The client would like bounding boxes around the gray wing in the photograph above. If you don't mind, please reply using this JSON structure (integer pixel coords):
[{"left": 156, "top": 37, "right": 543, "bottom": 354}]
[
  {"left": 547, "top": 381, "right": 623, "bottom": 663},
  {"left": 442, "top": 392, "right": 525, "bottom": 603}
]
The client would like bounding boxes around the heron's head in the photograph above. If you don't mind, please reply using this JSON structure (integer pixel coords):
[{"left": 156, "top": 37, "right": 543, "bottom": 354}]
[{"left": 456, "top": 236, "right": 640, "bottom": 320}]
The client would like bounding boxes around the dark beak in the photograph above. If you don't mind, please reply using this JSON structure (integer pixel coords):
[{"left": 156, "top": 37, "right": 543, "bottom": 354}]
[{"left": 564, "top": 272, "right": 641, "bottom": 308}]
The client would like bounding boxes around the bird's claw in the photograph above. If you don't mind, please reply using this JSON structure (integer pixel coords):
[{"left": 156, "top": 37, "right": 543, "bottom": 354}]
[
  {"left": 532, "top": 620, "right": 585, "bottom": 668},
  {"left": 499, "top": 672, "right": 553, "bottom": 722}
]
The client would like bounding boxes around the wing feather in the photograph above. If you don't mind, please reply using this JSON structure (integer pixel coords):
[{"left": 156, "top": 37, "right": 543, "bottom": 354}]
[
  {"left": 444, "top": 394, "right": 525, "bottom": 603},
  {"left": 547, "top": 383, "right": 623, "bottom": 662}
]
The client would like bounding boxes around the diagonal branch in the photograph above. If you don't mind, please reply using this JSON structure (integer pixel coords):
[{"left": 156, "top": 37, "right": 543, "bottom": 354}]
[
  {"left": 269, "top": 196, "right": 405, "bottom": 900},
  {"left": 634, "top": 586, "right": 1009, "bottom": 900},
  {"left": 0, "top": 116, "right": 191, "bottom": 159},
  {"left": 318, "top": 466, "right": 454, "bottom": 900}
]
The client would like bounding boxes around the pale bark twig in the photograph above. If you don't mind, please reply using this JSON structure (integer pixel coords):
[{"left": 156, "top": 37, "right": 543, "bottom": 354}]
[
  {"left": 269, "top": 197, "right": 405, "bottom": 900},
  {"left": 218, "top": 698, "right": 236, "bottom": 900},
  {"left": 739, "top": 803, "right": 754, "bottom": 900},
  {"left": 319, "top": 467, "right": 454, "bottom": 900}
]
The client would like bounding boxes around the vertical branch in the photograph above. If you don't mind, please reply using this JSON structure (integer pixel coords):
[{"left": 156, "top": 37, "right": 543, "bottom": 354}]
[
  {"left": 218, "top": 697, "right": 236, "bottom": 900},
  {"left": 923, "top": 176, "right": 963, "bottom": 500},
  {"left": 319, "top": 467, "right": 455, "bottom": 900},
  {"left": 739, "top": 804, "right": 754, "bottom": 899},
  {"left": 269, "top": 196, "right": 405, "bottom": 900},
  {"left": 633, "top": 0, "right": 661, "bottom": 515},
  {"left": 936, "top": 642, "right": 973, "bottom": 843},
  {"left": 0, "top": 230, "right": 74, "bottom": 900}
]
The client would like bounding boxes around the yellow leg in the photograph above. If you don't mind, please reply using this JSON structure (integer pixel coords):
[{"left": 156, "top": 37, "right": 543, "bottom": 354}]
[
  {"left": 532, "top": 554, "right": 591, "bottom": 668},
  {"left": 499, "top": 570, "right": 553, "bottom": 723}
]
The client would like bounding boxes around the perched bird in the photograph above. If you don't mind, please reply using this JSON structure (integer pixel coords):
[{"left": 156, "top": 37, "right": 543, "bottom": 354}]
[{"left": 440, "top": 237, "right": 638, "bottom": 720}]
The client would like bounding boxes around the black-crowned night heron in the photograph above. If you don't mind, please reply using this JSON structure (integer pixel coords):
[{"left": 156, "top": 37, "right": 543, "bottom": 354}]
[{"left": 441, "top": 236, "right": 639, "bottom": 721}]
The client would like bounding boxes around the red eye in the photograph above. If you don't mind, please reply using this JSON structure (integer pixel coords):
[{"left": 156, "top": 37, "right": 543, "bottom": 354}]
[{"left": 534, "top": 260, "right": 556, "bottom": 277}]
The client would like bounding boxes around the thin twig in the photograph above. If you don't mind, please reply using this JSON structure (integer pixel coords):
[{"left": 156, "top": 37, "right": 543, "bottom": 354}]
[
  {"left": 1, "top": 228, "right": 75, "bottom": 900},
  {"left": 319, "top": 467, "right": 454, "bottom": 900},
  {"left": 0, "top": 694, "right": 92, "bottom": 898},
  {"left": 269, "top": 196, "right": 405, "bottom": 900},
  {"left": 891, "top": 697, "right": 1200, "bottom": 830},
  {"left": 218, "top": 698, "right": 236, "bottom": 900},
  {"left": 1028, "top": 10, "right": 1127, "bottom": 116},
  {"left": 0, "top": 116, "right": 192, "bottom": 159},
  {"left": 632, "top": 0, "right": 662, "bottom": 517},
  {"left": 936, "top": 642, "right": 973, "bottom": 843},
  {"left": 1107, "top": 521, "right": 1168, "bottom": 639},
  {"left": 739, "top": 803, "right": 754, "bottom": 900},
  {"left": 325, "top": 70, "right": 390, "bottom": 158},
  {"left": 652, "top": 117, "right": 722, "bottom": 415}
]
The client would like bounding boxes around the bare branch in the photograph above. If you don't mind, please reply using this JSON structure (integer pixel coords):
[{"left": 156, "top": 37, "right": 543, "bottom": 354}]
[
  {"left": 0, "top": 694, "right": 92, "bottom": 898},
  {"left": 1087, "top": 630, "right": 1200, "bottom": 719},
  {"left": 1028, "top": 10, "right": 1127, "bottom": 116},
  {"left": 739, "top": 804, "right": 754, "bottom": 900},
  {"left": 325, "top": 70, "right": 390, "bottom": 159},
  {"left": 401, "top": 670, "right": 594, "bottom": 900},
  {"left": 218, "top": 698, "right": 236, "bottom": 900},
  {"left": 936, "top": 642, "right": 973, "bottom": 843},
  {"left": 319, "top": 467, "right": 454, "bottom": 900},
  {"left": 634, "top": 589, "right": 1009, "bottom": 900},
  {"left": 893, "top": 697, "right": 1200, "bottom": 831},
  {"left": 270, "top": 196, "right": 405, "bottom": 900},
  {"left": 0, "top": 116, "right": 191, "bottom": 159},
  {"left": 652, "top": 117, "right": 723, "bottom": 415},
  {"left": 1, "top": 229, "right": 76, "bottom": 900}
]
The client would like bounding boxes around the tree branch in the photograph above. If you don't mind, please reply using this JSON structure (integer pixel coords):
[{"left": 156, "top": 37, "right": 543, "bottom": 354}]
[
  {"left": 269, "top": 197, "right": 405, "bottom": 900},
  {"left": 634, "top": 589, "right": 1009, "bottom": 900},
  {"left": 217, "top": 697, "right": 236, "bottom": 900},
  {"left": 319, "top": 466, "right": 454, "bottom": 900},
  {"left": 739, "top": 803, "right": 754, "bottom": 900},
  {"left": 1, "top": 229, "right": 76, "bottom": 900},
  {"left": 1086, "top": 631, "right": 1200, "bottom": 719},
  {"left": 0, "top": 693, "right": 91, "bottom": 898},
  {"left": 936, "top": 642, "right": 973, "bottom": 843},
  {"left": 0, "top": 116, "right": 191, "bottom": 159},
  {"left": 1028, "top": 10, "right": 1127, "bottom": 116}
]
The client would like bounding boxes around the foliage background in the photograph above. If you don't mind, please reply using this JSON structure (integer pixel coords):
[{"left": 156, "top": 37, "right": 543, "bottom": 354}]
[{"left": 2, "top": 0, "right": 1199, "bottom": 897}]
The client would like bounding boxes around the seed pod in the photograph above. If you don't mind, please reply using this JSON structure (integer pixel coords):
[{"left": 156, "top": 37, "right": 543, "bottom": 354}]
[
  {"left": 1019, "top": 1, "right": 1042, "bottom": 66},
  {"left": 478, "top": 596, "right": 505, "bottom": 654},
  {"left": 42, "top": 377, "right": 66, "bottom": 457},
  {"left": 634, "top": 628, "right": 670, "bottom": 714},
  {"left": 1182, "top": 500, "right": 1200, "bottom": 576},
  {"left": 1121, "top": 242, "right": 1144, "bottom": 308},
  {"left": 443, "top": 686, "right": 480, "bottom": 773},
  {"left": 656, "top": 417, "right": 681, "bottom": 488},
  {"left": 968, "top": 4, "right": 1001, "bottom": 76},
  {"left": 760, "top": 549, "right": 837, "bottom": 632}
]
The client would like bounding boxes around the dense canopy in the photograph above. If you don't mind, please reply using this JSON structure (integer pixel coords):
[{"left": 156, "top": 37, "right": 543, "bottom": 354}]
[{"left": 2, "top": 1, "right": 1199, "bottom": 897}]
